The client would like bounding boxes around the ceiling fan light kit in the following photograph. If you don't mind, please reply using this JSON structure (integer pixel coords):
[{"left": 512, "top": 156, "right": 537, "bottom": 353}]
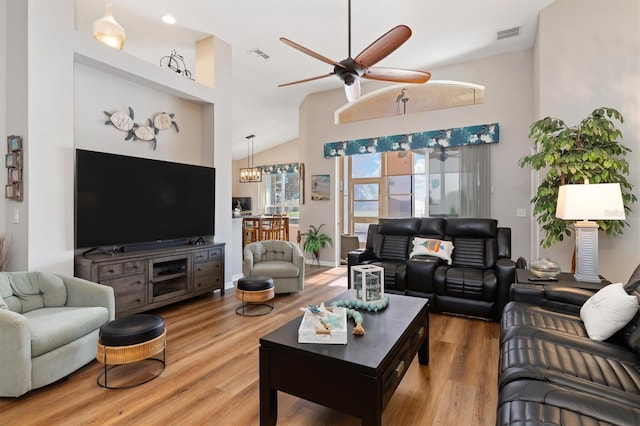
[{"left": 279, "top": 0, "right": 430, "bottom": 102}]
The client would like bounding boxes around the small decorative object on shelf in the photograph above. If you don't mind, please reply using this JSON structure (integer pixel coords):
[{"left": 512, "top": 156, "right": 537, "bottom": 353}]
[
  {"left": 351, "top": 264, "right": 384, "bottom": 303},
  {"left": 5, "top": 135, "right": 24, "bottom": 201},
  {"left": 529, "top": 258, "right": 561, "bottom": 279},
  {"left": 159, "top": 49, "right": 193, "bottom": 79}
]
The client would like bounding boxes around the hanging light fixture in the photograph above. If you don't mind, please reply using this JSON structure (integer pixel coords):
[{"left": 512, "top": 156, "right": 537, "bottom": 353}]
[
  {"left": 93, "top": 4, "right": 126, "bottom": 50},
  {"left": 239, "top": 134, "right": 262, "bottom": 183}
]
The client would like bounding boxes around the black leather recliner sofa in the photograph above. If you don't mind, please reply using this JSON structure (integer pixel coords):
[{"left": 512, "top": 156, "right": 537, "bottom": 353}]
[
  {"left": 497, "top": 265, "right": 640, "bottom": 425},
  {"left": 347, "top": 217, "right": 516, "bottom": 321}
]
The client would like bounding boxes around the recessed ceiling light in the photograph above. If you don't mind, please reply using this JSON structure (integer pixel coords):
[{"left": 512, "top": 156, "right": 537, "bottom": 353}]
[{"left": 162, "top": 15, "right": 176, "bottom": 25}]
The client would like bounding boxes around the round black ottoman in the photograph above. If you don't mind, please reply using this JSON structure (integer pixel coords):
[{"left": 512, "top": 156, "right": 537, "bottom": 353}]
[
  {"left": 235, "top": 276, "right": 274, "bottom": 316},
  {"left": 96, "top": 314, "right": 166, "bottom": 389}
]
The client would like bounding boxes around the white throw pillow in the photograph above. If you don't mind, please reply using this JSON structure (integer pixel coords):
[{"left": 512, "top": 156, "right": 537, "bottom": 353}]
[
  {"left": 580, "top": 283, "right": 639, "bottom": 341},
  {"left": 410, "top": 237, "right": 454, "bottom": 265}
]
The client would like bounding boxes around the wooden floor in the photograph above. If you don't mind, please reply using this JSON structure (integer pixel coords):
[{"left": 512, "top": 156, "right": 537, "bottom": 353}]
[{"left": 0, "top": 266, "right": 499, "bottom": 425}]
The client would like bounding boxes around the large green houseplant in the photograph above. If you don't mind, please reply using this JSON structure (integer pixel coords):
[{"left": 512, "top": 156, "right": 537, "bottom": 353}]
[
  {"left": 519, "top": 107, "right": 636, "bottom": 248},
  {"left": 301, "top": 224, "right": 333, "bottom": 265}
]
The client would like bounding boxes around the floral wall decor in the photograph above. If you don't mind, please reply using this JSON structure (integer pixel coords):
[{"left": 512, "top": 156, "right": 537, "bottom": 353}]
[{"left": 323, "top": 123, "right": 499, "bottom": 158}]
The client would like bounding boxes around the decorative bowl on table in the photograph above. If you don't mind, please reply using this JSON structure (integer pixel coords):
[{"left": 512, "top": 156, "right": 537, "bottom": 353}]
[{"left": 529, "top": 258, "right": 561, "bottom": 279}]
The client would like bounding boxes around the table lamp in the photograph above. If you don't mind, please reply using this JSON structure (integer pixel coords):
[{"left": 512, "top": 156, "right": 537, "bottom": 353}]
[{"left": 555, "top": 180, "right": 625, "bottom": 283}]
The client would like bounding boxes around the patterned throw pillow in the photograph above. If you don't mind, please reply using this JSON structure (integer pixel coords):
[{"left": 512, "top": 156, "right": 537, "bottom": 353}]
[{"left": 410, "top": 237, "right": 454, "bottom": 265}]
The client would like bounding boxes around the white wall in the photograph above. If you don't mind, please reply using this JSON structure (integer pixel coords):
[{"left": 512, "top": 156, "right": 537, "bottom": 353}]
[
  {"left": 297, "top": 49, "right": 535, "bottom": 266},
  {"left": 1, "top": 0, "right": 233, "bottom": 281},
  {"left": 535, "top": 0, "right": 640, "bottom": 282},
  {"left": 74, "top": 64, "right": 204, "bottom": 164},
  {"left": 2, "top": 0, "right": 27, "bottom": 270}
]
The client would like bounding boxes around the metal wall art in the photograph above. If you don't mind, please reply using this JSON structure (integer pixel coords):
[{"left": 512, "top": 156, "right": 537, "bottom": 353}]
[{"left": 104, "top": 107, "right": 179, "bottom": 150}]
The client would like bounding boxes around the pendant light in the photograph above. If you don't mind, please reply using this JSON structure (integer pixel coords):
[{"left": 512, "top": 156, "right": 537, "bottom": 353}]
[
  {"left": 239, "top": 135, "right": 262, "bottom": 183},
  {"left": 93, "top": 4, "right": 126, "bottom": 50}
]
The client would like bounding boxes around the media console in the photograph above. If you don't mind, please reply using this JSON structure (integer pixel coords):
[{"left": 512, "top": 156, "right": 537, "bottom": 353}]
[{"left": 75, "top": 243, "right": 225, "bottom": 317}]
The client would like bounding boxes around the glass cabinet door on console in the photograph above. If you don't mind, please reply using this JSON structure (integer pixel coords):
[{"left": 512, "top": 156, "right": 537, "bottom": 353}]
[{"left": 148, "top": 254, "right": 190, "bottom": 303}]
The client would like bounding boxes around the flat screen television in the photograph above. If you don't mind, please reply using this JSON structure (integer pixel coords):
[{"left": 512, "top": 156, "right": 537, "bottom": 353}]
[{"left": 75, "top": 149, "right": 215, "bottom": 249}]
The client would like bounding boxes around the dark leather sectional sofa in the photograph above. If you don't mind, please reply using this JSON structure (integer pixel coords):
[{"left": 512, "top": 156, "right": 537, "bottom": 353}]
[
  {"left": 348, "top": 217, "right": 516, "bottom": 321},
  {"left": 497, "top": 265, "right": 640, "bottom": 425}
]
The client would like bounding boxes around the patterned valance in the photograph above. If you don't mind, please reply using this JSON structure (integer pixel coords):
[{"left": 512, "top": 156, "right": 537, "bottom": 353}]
[
  {"left": 323, "top": 123, "right": 499, "bottom": 158},
  {"left": 259, "top": 162, "right": 300, "bottom": 174}
]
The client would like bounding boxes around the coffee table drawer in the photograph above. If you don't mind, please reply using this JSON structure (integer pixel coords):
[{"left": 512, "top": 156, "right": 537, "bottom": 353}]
[{"left": 381, "top": 338, "right": 412, "bottom": 407}]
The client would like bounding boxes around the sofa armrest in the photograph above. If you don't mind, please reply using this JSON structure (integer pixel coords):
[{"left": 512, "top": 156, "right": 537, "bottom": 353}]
[
  {"left": 60, "top": 274, "right": 115, "bottom": 321},
  {"left": 292, "top": 244, "right": 305, "bottom": 272},
  {"left": 348, "top": 248, "right": 375, "bottom": 266},
  {"left": 510, "top": 282, "right": 595, "bottom": 315},
  {"left": 0, "top": 309, "right": 32, "bottom": 397},
  {"left": 495, "top": 258, "right": 517, "bottom": 319},
  {"left": 406, "top": 256, "right": 442, "bottom": 295},
  {"left": 243, "top": 246, "right": 256, "bottom": 277}
]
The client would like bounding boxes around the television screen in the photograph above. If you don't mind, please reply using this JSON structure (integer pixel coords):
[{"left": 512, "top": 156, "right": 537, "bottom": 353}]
[{"left": 75, "top": 149, "right": 215, "bottom": 249}]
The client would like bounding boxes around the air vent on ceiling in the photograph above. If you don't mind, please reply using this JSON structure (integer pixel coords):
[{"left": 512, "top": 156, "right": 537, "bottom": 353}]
[
  {"left": 497, "top": 26, "right": 520, "bottom": 40},
  {"left": 247, "top": 48, "right": 270, "bottom": 60}
]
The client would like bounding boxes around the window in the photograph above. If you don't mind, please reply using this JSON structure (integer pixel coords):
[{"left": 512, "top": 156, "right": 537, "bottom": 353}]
[
  {"left": 263, "top": 171, "right": 300, "bottom": 223},
  {"left": 341, "top": 144, "right": 490, "bottom": 239}
]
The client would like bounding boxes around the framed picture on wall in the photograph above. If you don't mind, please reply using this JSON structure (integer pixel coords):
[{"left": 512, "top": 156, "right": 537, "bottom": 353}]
[
  {"left": 9, "top": 168, "right": 21, "bottom": 183},
  {"left": 14, "top": 151, "right": 22, "bottom": 169},
  {"left": 7, "top": 135, "right": 22, "bottom": 152},
  {"left": 14, "top": 182, "right": 23, "bottom": 201},
  {"left": 5, "top": 184, "right": 13, "bottom": 199},
  {"left": 310, "top": 174, "right": 330, "bottom": 201},
  {"left": 5, "top": 153, "right": 15, "bottom": 168}
]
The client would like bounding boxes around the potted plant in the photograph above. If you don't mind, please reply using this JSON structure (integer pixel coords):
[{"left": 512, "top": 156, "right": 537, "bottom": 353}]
[
  {"left": 519, "top": 107, "right": 636, "bottom": 248},
  {"left": 301, "top": 224, "right": 333, "bottom": 265}
]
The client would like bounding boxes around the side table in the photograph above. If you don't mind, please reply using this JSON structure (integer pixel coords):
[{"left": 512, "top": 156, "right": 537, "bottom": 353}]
[{"left": 515, "top": 269, "right": 610, "bottom": 291}]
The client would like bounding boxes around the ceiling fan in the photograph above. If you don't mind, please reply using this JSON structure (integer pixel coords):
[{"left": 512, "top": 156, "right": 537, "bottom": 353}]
[{"left": 278, "top": 0, "right": 431, "bottom": 102}]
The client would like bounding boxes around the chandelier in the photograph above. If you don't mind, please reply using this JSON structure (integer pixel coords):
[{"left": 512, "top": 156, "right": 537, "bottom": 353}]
[{"left": 239, "top": 134, "right": 262, "bottom": 183}]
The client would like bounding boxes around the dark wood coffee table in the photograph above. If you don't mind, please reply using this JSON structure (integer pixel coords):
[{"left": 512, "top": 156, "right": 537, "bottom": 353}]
[{"left": 259, "top": 293, "right": 429, "bottom": 426}]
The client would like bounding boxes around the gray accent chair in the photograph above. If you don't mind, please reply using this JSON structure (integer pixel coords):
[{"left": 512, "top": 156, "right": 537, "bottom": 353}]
[
  {"left": 0, "top": 271, "right": 115, "bottom": 397},
  {"left": 243, "top": 240, "right": 305, "bottom": 294}
]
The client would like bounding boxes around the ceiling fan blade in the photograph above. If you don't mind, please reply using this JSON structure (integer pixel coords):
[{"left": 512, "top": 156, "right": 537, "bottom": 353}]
[
  {"left": 278, "top": 73, "right": 335, "bottom": 87},
  {"left": 280, "top": 38, "right": 346, "bottom": 69},
  {"left": 354, "top": 25, "right": 412, "bottom": 69},
  {"left": 363, "top": 67, "right": 431, "bottom": 84}
]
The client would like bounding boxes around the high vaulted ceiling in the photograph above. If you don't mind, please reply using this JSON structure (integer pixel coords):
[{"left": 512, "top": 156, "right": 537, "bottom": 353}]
[{"left": 77, "top": 0, "right": 556, "bottom": 159}]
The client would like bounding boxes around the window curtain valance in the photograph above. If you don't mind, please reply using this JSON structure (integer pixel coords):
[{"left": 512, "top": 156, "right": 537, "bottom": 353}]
[
  {"left": 323, "top": 123, "right": 499, "bottom": 158},
  {"left": 258, "top": 162, "right": 300, "bottom": 175}
]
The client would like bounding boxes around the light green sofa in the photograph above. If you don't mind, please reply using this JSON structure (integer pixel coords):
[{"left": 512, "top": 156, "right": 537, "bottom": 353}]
[
  {"left": 0, "top": 271, "right": 115, "bottom": 397},
  {"left": 243, "top": 240, "right": 305, "bottom": 294}
]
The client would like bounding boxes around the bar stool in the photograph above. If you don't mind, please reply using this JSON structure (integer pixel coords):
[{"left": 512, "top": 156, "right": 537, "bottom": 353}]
[
  {"left": 261, "top": 216, "right": 284, "bottom": 240},
  {"left": 243, "top": 217, "right": 260, "bottom": 248}
]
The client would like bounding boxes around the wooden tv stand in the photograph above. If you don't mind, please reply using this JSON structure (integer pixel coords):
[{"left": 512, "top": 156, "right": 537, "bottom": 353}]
[{"left": 75, "top": 243, "right": 225, "bottom": 317}]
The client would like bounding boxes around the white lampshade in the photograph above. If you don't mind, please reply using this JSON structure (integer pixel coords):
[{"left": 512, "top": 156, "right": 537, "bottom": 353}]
[
  {"left": 93, "top": 4, "right": 125, "bottom": 50},
  {"left": 556, "top": 181, "right": 625, "bottom": 283},
  {"left": 556, "top": 182, "right": 625, "bottom": 220}
]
